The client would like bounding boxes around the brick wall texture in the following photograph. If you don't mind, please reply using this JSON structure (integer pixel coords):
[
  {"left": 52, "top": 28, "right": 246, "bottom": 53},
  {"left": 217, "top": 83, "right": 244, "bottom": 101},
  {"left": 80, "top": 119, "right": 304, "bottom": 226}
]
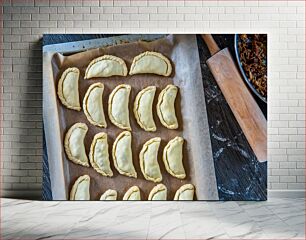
[{"left": 0, "top": 0, "right": 305, "bottom": 197}]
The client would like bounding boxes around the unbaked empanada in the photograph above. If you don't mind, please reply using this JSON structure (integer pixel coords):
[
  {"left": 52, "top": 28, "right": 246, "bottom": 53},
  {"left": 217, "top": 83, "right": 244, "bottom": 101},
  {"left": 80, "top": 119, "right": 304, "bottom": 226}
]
[
  {"left": 157, "top": 84, "right": 179, "bottom": 129},
  {"left": 83, "top": 82, "right": 107, "bottom": 128},
  {"left": 174, "top": 184, "right": 195, "bottom": 200},
  {"left": 112, "top": 131, "right": 137, "bottom": 178},
  {"left": 140, "top": 137, "right": 162, "bottom": 183},
  {"left": 57, "top": 67, "right": 81, "bottom": 111},
  {"left": 100, "top": 189, "right": 117, "bottom": 200},
  {"left": 123, "top": 186, "right": 141, "bottom": 200},
  {"left": 129, "top": 51, "right": 172, "bottom": 76},
  {"left": 84, "top": 55, "right": 127, "bottom": 79},
  {"left": 89, "top": 132, "right": 113, "bottom": 177},
  {"left": 70, "top": 175, "right": 90, "bottom": 200},
  {"left": 163, "top": 136, "right": 185, "bottom": 179},
  {"left": 108, "top": 84, "right": 131, "bottom": 130},
  {"left": 64, "top": 123, "right": 89, "bottom": 167},
  {"left": 134, "top": 86, "right": 156, "bottom": 132},
  {"left": 148, "top": 184, "right": 167, "bottom": 200}
]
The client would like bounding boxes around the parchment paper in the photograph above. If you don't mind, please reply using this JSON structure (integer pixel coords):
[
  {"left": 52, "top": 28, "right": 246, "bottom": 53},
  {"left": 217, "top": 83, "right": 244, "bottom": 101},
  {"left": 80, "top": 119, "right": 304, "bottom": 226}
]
[{"left": 43, "top": 34, "right": 218, "bottom": 200}]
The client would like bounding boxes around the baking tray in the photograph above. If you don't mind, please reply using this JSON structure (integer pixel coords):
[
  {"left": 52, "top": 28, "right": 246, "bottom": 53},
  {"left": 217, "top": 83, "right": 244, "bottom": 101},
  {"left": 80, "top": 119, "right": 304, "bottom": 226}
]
[{"left": 43, "top": 34, "right": 219, "bottom": 200}]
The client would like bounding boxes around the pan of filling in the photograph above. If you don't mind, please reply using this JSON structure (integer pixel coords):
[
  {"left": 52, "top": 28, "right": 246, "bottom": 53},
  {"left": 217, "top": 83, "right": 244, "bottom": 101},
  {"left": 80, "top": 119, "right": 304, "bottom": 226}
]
[{"left": 234, "top": 34, "right": 267, "bottom": 103}]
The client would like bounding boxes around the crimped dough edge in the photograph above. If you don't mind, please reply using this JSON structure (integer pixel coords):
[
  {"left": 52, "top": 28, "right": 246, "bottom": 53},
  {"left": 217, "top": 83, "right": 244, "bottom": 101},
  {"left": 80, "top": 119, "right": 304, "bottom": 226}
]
[
  {"left": 57, "top": 67, "right": 81, "bottom": 111},
  {"left": 163, "top": 136, "right": 186, "bottom": 179},
  {"left": 100, "top": 189, "right": 117, "bottom": 200},
  {"left": 157, "top": 84, "right": 179, "bottom": 129},
  {"left": 129, "top": 51, "right": 172, "bottom": 76},
  {"left": 133, "top": 86, "right": 157, "bottom": 132},
  {"left": 174, "top": 184, "right": 195, "bottom": 200},
  {"left": 64, "top": 122, "right": 89, "bottom": 167},
  {"left": 89, "top": 132, "right": 113, "bottom": 177},
  {"left": 123, "top": 186, "right": 140, "bottom": 200},
  {"left": 108, "top": 84, "right": 132, "bottom": 131},
  {"left": 139, "top": 137, "right": 162, "bottom": 183},
  {"left": 83, "top": 82, "right": 107, "bottom": 128},
  {"left": 148, "top": 184, "right": 167, "bottom": 200},
  {"left": 84, "top": 55, "right": 128, "bottom": 79},
  {"left": 112, "top": 131, "right": 137, "bottom": 178},
  {"left": 69, "top": 175, "right": 90, "bottom": 200}
]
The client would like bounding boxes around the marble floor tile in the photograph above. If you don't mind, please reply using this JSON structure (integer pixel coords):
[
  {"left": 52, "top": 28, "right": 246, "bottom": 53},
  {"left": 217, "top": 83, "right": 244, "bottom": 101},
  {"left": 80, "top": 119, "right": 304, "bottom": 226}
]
[
  {"left": 107, "top": 202, "right": 151, "bottom": 239},
  {"left": 1, "top": 198, "right": 305, "bottom": 240},
  {"left": 147, "top": 203, "right": 185, "bottom": 239},
  {"left": 180, "top": 202, "right": 227, "bottom": 239}
]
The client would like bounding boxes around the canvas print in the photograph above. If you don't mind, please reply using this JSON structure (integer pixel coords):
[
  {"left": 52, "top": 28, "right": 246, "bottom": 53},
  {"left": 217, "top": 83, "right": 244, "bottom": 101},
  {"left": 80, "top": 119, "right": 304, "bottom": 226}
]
[{"left": 42, "top": 34, "right": 267, "bottom": 200}]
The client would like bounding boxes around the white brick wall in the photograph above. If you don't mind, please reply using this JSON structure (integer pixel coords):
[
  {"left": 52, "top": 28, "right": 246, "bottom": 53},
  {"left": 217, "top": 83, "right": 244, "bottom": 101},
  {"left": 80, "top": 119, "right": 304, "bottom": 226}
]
[{"left": 1, "top": 0, "right": 305, "bottom": 197}]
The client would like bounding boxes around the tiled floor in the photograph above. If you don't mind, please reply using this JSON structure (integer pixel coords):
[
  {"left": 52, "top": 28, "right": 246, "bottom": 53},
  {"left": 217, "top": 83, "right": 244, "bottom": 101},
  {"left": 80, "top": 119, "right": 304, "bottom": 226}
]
[{"left": 1, "top": 198, "right": 305, "bottom": 239}]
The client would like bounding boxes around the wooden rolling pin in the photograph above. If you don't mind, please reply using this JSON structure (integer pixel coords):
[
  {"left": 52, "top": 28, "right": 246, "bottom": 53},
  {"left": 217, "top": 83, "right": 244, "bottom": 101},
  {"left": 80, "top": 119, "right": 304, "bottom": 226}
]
[{"left": 201, "top": 34, "right": 267, "bottom": 162}]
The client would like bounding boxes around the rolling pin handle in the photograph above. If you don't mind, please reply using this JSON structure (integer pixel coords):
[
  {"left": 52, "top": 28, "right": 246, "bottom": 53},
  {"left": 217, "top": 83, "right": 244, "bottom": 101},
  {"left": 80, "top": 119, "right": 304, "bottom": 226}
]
[{"left": 201, "top": 34, "right": 220, "bottom": 56}]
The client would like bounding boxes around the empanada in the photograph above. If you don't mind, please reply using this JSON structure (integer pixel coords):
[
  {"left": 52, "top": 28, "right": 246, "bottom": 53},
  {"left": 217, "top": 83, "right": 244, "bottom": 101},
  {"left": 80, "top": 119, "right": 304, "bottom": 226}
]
[
  {"left": 84, "top": 55, "right": 127, "bottom": 79},
  {"left": 108, "top": 84, "right": 131, "bottom": 130},
  {"left": 174, "top": 184, "right": 195, "bottom": 200},
  {"left": 139, "top": 137, "right": 162, "bottom": 183},
  {"left": 57, "top": 67, "right": 81, "bottom": 111},
  {"left": 148, "top": 184, "right": 167, "bottom": 200},
  {"left": 123, "top": 186, "right": 141, "bottom": 200},
  {"left": 112, "top": 131, "right": 137, "bottom": 178},
  {"left": 157, "top": 84, "right": 179, "bottom": 129},
  {"left": 134, "top": 86, "right": 156, "bottom": 132},
  {"left": 70, "top": 175, "right": 90, "bottom": 200},
  {"left": 163, "top": 136, "right": 185, "bottom": 179},
  {"left": 129, "top": 51, "right": 172, "bottom": 76},
  {"left": 100, "top": 189, "right": 117, "bottom": 200},
  {"left": 83, "top": 82, "right": 107, "bottom": 128},
  {"left": 64, "top": 123, "right": 89, "bottom": 167},
  {"left": 89, "top": 132, "right": 113, "bottom": 177}
]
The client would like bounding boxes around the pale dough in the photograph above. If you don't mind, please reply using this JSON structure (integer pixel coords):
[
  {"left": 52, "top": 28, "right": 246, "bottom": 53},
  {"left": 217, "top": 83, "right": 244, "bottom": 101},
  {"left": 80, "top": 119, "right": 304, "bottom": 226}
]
[
  {"left": 57, "top": 67, "right": 81, "bottom": 111},
  {"left": 134, "top": 86, "right": 156, "bottom": 132},
  {"left": 148, "top": 184, "right": 167, "bottom": 200},
  {"left": 85, "top": 55, "right": 128, "bottom": 79},
  {"left": 64, "top": 123, "right": 89, "bottom": 167},
  {"left": 89, "top": 132, "right": 113, "bottom": 177},
  {"left": 108, "top": 84, "right": 131, "bottom": 130},
  {"left": 123, "top": 186, "right": 141, "bottom": 200},
  {"left": 157, "top": 84, "right": 179, "bottom": 129},
  {"left": 112, "top": 131, "right": 137, "bottom": 178},
  {"left": 129, "top": 51, "right": 172, "bottom": 76},
  {"left": 139, "top": 137, "right": 162, "bottom": 183},
  {"left": 100, "top": 189, "right": 117, "bottom": 200},
  {"left": 163, "top": 136, "right": 186, "bottom": 179},
  {"left": 174, "top": 184, "right": 195, "bottom": 200},
  {"left": 83, "top": 82, "right": 107, "bottom": 128},
  {"left": 70, "top": 175, "right": 90, "bottom": 200}
]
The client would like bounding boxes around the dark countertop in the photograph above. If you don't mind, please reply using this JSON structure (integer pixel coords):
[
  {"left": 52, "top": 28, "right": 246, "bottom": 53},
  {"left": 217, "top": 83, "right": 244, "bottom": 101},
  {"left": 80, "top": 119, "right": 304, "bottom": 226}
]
[{"left": 43, "top": 34, "right": 267, "bottom": 201}]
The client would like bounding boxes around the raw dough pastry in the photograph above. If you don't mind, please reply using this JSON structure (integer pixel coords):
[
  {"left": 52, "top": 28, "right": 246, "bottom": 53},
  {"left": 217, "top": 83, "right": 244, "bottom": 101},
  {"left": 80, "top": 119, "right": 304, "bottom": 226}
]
[
  {"left": 148, "top": 184, "right": 167, "bottom": 200},
  {"left": 64, "top": 123, "right": 89, "bottom": 167},
  {"left": 112, "top": 131, "right": 137, "bottom": 178},
  {"left": 174, "top": 184, "right": 195, "bottom": 200},
  {"left": 84, "top": 55, "right": 128, "bottom": 79},
  {"left": 108, "top": 84, "right": 131, "bottom": 130},
  {"left": 100, "top": 189, "right": 117, "bottom": 200},
  {"left": 123, "top": 186, "right": 141, "bottom": 200},
  {"left": 57, "top": 67, "right": 81, "bottom": 111},
  {"left": 157, "top": 84, "right": 179, "bottom": 129},
  {"left": 129, "top": 51, "right": 172, "bottom": 76},
  {"left": 134, "top": 86, "right": 156, "bottom": 132},
  {"left": 83, "top": 82, "right": 107, "bottom": 128},
  {"left": 139, "top": 137, "right": 162, "bottom": 183},
  {"left": 163, "top": 136, "right": 186, "bottom": 179},
  {"left": 89, "top": 132, "right": 113, "bottom": 177},
  {"left": 70, "top": 175, "right": 90, "bottom": 200}
]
